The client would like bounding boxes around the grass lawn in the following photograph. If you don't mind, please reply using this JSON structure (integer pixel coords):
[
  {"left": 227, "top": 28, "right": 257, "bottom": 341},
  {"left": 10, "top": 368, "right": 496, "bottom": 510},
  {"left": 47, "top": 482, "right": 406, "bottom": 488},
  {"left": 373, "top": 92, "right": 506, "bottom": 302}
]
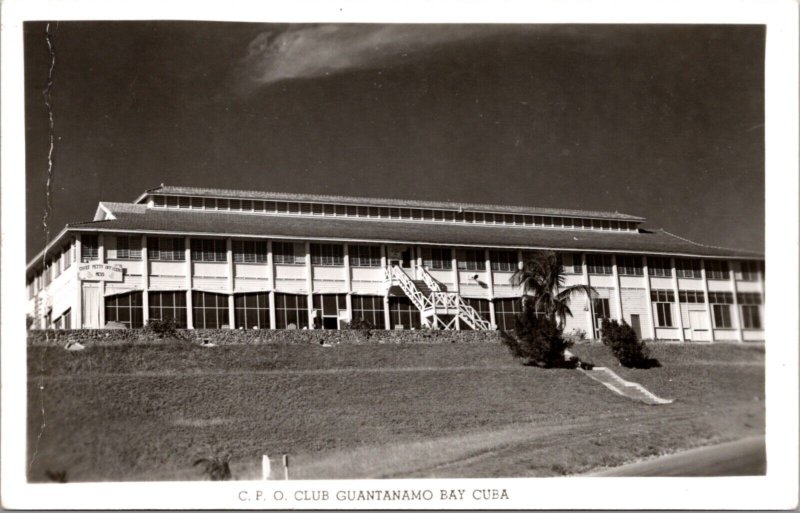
[{"left": 27, "top": 340, "right": 764, "bottom": 481}]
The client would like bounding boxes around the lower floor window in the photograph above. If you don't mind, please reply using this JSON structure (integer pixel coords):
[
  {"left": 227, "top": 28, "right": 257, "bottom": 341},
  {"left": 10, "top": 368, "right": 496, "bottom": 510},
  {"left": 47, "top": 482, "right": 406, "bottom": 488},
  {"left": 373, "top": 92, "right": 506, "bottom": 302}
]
[
  {"left": 654, "top": 302, "right": 673, "bottom": 328},
  {"left": 234, "top": 292, "right": 270, "bottom": 329},
  {"left": 106, "top": 291, "right": 144, "bottom": 328},
  {"left": 593, "top": 297, "right": 611, "bottom": 337},
  {"left": 148, "top": 291, "right": 187, "bottom": 328},
  {"left": 389, "top": 297, "right": 421, "bottom": 329},
  {"left": 740, "top": 305, "right": 762, "bottom": 329},
  {"left": 275, "top": 293, "right": 309, "bottom": 329},
  {"left": 55, "top": 308, "right": 72, "bottom": 329},
  {"left": 494, "top": 297, "right": 522, "bottom": 331},
  {"left": 313, "top": 294, "right": 347, "bottom": 330},
  {"left": 192, "top": 291, "right": 229, "bottom": 329},
  {"left": 712, "top": 304, "right": 732, "bottom": 328},
  {"left": 351, "top": 295, "right": 385, "bottom": 330}
]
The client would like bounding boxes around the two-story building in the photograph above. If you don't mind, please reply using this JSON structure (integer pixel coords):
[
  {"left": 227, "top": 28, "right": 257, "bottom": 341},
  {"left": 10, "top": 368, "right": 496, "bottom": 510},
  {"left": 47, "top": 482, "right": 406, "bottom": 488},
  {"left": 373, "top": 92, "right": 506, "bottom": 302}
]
[{"left": 26, "top": 185, "right": 765, "bottom": 341}]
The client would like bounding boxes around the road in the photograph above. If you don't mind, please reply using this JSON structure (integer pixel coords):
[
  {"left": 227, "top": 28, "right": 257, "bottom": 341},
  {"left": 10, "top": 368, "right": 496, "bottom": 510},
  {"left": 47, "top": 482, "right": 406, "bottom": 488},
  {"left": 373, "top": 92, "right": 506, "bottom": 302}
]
[{"left": 588, "top": 436, "right": 766, "bottom": 476}]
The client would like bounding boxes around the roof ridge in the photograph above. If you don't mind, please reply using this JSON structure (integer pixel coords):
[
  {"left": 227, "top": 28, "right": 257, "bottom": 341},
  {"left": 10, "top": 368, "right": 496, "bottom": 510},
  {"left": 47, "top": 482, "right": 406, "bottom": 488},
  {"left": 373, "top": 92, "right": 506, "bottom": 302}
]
[
  {"left": 659, "top": 229, "right": 763, "bottom": 257},
  {"left": 152, "top": 184, "right": 645, "bottom": 220}
]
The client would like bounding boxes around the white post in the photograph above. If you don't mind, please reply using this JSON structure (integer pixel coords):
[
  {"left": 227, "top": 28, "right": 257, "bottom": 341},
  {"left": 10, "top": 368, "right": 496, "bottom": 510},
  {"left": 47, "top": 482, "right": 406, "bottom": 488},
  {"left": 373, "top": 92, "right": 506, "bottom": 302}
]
[
  {"left": 75, "top": 235, "right": 83, "bottom": 328},
  {"left": 381, "top": 245, "right": 391, "bottom": 330},
  {"left": 729, "top": 260, "right": 744, "bottom": 342},
  {"left": 305, "top": 242, "right": 313, "bottom": 329},
  {"left": 227, "top": 238, "right": 235, "bottom": 329},
  {"left": 611, "top": 254, "right": 623, "bottom": 322},
  {"left": 415, "top": 245, "right": 422, "bottom": 280},
  {"left": 185, "top": 237, "right": 193, "bottom": 329},
  {"left": 343, "top": 244, "right": 353, "bottom": 325},
  {"left": 451, "top": 248, "right": 460, "bottom": 330},
  {"left": 262, "top": 455, "right": 271, "bottom": 481},
  {"left": 485, "top": 249, "right": 496, "bottom": 328},
  {"left": 700, "top": 259, "right": 715, "bottom": 342},
  {"left": 267, "top": 240, "right": 276, "bottom": 329},
  {"left": 582, "top": 254, "right": 595, "bottom": 338},
  {"left": 642, "top": 255, "right": 657, "bottom": 340},
  {"left": 142, "top": 235, "right": 150, "bottom": 326},
  {"left": 98, "top": 234, "right": 106, "bottom": 328},
  {"left": 670, "top": 257, "right": 685, "bottom": 342}
]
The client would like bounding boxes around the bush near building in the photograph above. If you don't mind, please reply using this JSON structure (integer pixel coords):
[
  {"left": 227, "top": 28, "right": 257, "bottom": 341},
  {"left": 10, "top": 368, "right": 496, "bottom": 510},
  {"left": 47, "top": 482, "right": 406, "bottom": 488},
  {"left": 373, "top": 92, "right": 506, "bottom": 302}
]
[
  {"left": 601, "top": 318, "right": 659, "bottom": 369},
  {"left": 501, "top": 301, "right": 575, "bottom": 368}
]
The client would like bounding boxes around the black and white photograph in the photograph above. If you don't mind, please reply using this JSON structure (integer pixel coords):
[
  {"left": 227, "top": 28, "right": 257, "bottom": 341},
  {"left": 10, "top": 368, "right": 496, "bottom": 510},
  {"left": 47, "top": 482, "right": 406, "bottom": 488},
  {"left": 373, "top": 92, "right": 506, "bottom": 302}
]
[{"left": 2, "top": 0, "right": 798, "bottom": 509}]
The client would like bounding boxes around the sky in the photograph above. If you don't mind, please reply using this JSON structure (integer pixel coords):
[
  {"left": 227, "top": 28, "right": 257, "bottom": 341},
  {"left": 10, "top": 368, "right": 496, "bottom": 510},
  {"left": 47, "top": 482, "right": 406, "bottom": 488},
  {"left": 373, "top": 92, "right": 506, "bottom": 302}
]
[{"left": 24, "top": 22, "right": 765, "bottom": 260}]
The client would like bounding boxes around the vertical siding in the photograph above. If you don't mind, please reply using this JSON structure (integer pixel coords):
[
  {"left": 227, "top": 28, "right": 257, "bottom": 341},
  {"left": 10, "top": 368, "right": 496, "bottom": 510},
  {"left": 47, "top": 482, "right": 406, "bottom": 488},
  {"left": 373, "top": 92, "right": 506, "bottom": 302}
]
[{"left": 620, "top": 287, "right": 652, "bottom": 340}]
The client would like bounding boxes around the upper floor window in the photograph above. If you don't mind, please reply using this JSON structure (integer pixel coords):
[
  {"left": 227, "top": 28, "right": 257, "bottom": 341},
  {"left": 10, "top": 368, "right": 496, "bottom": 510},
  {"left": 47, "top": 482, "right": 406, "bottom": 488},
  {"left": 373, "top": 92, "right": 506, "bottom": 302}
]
[
  {"left": 115, "top": 236, "right": 142, "bottom": 260},
  {"left": 707, "top": 291, "right": 734, "bottom": 304},
  {"left": 705, "top": 260, "right": 730, "bottom": 280},
  {"left": 586, "top": 254, "right": 612, "bottom": 275},
  {"left": 675, "top": 258, "right": 701, "bottom": 279},
  {"left": 311, "top": 243, "right": 344, "bottom": 266},
  {"left": 349, "top": 244, "right": 381, "bottom": 267},
  {"left": 456, "top": 249, "right": 486, "bottom": 271},
  {"left": 650, "top": 289, "right": 675, "bottom": 303},
  {"left": 678, "top": 290, "right": 705, "bottom": 303},
  {"left": 489, "top": 250, "right": 517, "bottom": 272},
  {"left": 191, "top": 239, "right": 227, "bottom": 262},
  {"left": 422, "top": 247, "right": 452, "bottom": 271},
  {"left": 616, "top": 255, "right": 643, "bottom": 276},
  {"left": 648, "top": 256, "right": 672, "bottom": 277},
  {"left": 233, "top": 240, "right": 268, "bottom": 263},
  {"left": 147, "top": 237, "right": 185, "bottom": 261},
  {"left": 739, "top": 261, "right": 760, "bottom": 281},
  {"left": 273, "top": 242, "right": 306, "bottom": 265},
  {"left": 81, "top": 234, "right": 99, "bottom": 262}
]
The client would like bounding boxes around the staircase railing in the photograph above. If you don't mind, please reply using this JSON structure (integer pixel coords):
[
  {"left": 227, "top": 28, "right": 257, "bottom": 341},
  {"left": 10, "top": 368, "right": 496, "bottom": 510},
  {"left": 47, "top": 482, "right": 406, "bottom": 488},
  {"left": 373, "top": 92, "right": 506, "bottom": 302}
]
[
  {"left": 385, "top": 265, "right": 432, "bottom": 314},
  {"left": 429, "top": 292, "right": 493, "bottom": 331},
  {"left": 416, "top": 266, "right": 443, "bottom": 292}
]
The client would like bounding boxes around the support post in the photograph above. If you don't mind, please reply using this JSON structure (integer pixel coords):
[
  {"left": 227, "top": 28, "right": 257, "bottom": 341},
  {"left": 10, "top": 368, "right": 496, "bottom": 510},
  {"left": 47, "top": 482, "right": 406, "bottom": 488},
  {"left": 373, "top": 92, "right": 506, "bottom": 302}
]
[
  {"left": 267, "top": 240, "right": 276, "bottom": 329},
  {"left": 451, "top": 248, "right": 460, "bottom": 330},
  {"left": 611, "top": 254, "right": 623, "bottom": 322},
  {"left": 98, "top": 234, "right": 106, "bottom": 328},
  {"left": 185, "top": 237, "right": 193, "bottom": 329},
  {"left": 582, "top": 253, "right": 595, "bottom": 339},
  {"left": 381, "top": 245, "right": 391, "bottom": 330},
  {"left": 700, "top": 259, "right": 715, "bottom": 342},
  {"left": 729, "top": 260, "right": 744, "bottom": 342},
  {"left": 343, "top": 244, "right": 353, "bottom": 325},
  {"left": 670, "top": 257, "right": 685, "bottom": 342},
  {"left": 305, "top": 242, "right": 313, "bottom": 329},
  {"left": 142, "top": 235, "right": 150, "bottom": 326},
  {"left": 75, "top": 235, "right": 83, "bottom": 328},
  {"left": 485, "top": 249, "right": 496, "bottom": 328},
  {"left": 642, "top": 256, "right": 657, "bottom": 340},
  {"left": 227, "top": 238, "right": 235, "bottom": 328}
]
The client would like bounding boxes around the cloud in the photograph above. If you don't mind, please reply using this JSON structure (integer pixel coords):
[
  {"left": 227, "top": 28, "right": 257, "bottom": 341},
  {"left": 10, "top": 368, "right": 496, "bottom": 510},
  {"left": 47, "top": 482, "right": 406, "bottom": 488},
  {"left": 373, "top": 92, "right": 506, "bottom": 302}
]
[{"left": 234, "top": 24, "right": 502, "bottom": 93}]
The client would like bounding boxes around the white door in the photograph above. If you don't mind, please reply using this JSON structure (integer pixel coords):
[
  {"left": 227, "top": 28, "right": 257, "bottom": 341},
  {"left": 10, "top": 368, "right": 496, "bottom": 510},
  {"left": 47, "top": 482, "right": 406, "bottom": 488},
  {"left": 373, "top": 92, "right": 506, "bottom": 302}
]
[
  {"left": 689, "top": 310, "right": 710, "bottom": 341},
  {"left": 82, "top": 284, "right": 101, "bottom": 328}
]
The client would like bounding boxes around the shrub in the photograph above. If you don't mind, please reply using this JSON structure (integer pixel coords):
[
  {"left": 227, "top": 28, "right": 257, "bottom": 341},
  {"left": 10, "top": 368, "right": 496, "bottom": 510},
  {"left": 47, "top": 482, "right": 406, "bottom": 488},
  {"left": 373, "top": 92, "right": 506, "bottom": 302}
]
[
  {"left": 343, "top": 318, "right": 374, "bottom": 330},
  {"left": 501, "top": 302, "right": 575, "bottom": 368},
  {"left": 193, "top": 455, "right": 232, "bottom": 481},
  {"left": 600, "top": 318, "right": 660, "bottom": 368},
  {"left": 143, "top": 318, "right": 179, "bottom": 338}
]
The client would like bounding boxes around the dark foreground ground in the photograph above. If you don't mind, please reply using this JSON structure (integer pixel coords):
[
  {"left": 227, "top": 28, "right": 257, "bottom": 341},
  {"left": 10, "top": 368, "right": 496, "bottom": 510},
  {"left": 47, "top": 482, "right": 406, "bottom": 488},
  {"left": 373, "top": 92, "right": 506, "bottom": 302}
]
[{"left": 27, "top": 340, "right": 764, "bottom": 481}]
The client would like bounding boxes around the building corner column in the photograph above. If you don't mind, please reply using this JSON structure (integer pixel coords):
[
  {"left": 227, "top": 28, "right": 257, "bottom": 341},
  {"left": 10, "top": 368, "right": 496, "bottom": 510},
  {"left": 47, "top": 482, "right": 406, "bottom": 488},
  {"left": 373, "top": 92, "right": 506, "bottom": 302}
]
[
  {"left": 729, "top": 261, "right": 744, "bottom": 342},
  {"left": 582, "top": 253, "right": 595, "bottom": 339},
  {"left": 642, "top": 256, "right": 656, "bottom": 340},
  {"left": 267, "top": 240, "right": 276, "bottom": 329},
  {"left": 343, "top": 244, "right": 353, "bottom": 325},
  {"left": 451, "top": 248, "right": 460, "bottom": 330},
  {"left": 485, "top": 250, "right": 496, "bottom": 329},
  {"left": 305, "top": 241, "right": 313, "bottom": 329},
  {"left": 381, "top": 245, "right": 390, "bottom": 330},
  {"left": 98, "top": 234, "right": 106, "bottom": 328},
  {"left": 611, "top": 254, "right": 623, "bottom": 322},
  {"left": 74, "top": 235, "right": 83, "bottom": 328},
  {"left": 670, "top": 257, "right": 685, "bottom": 341}
]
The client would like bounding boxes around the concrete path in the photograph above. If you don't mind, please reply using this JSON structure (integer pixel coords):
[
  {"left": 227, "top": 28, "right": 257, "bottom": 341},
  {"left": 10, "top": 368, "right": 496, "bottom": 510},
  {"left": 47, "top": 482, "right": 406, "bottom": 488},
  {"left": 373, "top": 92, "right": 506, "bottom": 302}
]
[
  {"left": 587, "top": 435, "right": 766, "bottom": 476},
  {"left": 580, "top": 367, "right": 673, "bottom": 405}
]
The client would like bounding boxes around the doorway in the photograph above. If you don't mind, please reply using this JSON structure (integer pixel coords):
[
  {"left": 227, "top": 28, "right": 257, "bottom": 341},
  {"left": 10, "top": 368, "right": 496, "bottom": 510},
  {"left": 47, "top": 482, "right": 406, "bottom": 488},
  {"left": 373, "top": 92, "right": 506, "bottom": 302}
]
[{"left": 630, "top": 314, "right": 642, "bottom": 339}]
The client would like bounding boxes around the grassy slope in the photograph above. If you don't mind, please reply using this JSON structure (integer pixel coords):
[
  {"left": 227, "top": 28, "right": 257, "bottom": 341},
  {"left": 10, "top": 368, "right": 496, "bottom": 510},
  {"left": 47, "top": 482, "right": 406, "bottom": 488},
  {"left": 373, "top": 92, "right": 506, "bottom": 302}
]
[{"left": 27, "top": 341, "right": 764, "bottom": 481}]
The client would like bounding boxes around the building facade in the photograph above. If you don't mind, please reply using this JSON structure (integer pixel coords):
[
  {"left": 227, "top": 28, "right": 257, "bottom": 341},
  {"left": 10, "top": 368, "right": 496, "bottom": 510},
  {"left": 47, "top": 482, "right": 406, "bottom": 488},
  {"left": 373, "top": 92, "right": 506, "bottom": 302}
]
[{"left": 26, "top": 185, "right": 765, "bottom": 341}]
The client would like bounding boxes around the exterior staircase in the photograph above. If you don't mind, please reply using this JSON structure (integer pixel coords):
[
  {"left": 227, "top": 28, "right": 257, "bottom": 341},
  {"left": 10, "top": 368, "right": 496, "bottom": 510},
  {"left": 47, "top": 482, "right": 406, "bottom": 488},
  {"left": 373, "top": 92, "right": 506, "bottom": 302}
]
[{"left": 385, "top": 264, "right": 492, "bottom": 331}]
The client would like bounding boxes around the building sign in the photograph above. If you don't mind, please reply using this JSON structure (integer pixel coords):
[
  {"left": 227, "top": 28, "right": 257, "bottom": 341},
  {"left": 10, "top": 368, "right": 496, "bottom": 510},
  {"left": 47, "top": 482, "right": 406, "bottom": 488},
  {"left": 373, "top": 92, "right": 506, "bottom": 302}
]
[{"left": 78, "top": 263, "right": 124, "bottom": 282}]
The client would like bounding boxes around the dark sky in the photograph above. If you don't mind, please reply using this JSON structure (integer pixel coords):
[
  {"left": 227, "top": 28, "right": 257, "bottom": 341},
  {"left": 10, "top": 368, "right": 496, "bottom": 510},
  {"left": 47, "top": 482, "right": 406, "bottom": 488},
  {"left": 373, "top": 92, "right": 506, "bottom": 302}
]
[{"left": 24, "top": 22, "right": 765, "bottom": 260}]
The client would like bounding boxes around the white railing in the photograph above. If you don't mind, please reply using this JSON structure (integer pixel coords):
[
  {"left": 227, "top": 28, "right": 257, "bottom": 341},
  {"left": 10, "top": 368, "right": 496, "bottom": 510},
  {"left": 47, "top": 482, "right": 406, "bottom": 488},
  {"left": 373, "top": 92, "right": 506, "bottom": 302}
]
[
  {"left": 429, "top": 292, "right": 492, "bottom": 330},
  {"left": 385, "top": 265, "right": 432, "bottom": 313},
  {"left": 417, "top": 266, "right": 443, "bottom": 292}
]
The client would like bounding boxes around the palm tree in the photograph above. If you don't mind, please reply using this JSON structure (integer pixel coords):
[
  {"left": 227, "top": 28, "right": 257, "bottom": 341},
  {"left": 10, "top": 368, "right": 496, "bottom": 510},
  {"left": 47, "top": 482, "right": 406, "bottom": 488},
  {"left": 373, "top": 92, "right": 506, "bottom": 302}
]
[{"left": 510, "top": 251, "right": 597, "bottom": 327}]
